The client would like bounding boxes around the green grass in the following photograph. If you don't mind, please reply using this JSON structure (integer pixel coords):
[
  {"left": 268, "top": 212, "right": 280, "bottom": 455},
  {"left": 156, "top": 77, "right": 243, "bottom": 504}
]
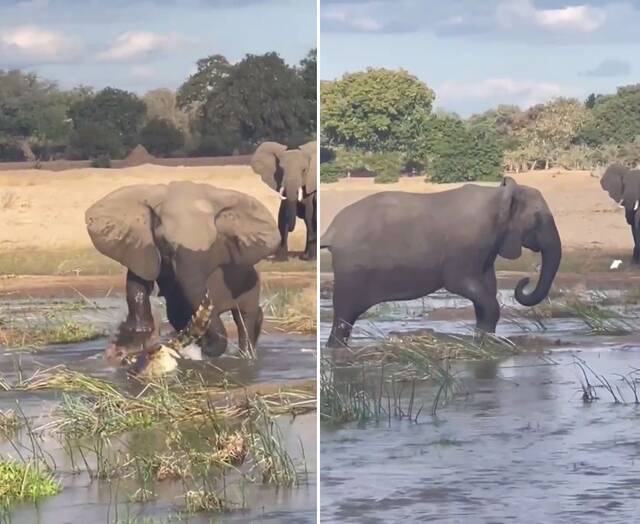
[
  {"left": 0, "top": 318, "right": 103, "bottom": 350},
  {"left": 0, "top": 460, "right": 61, "bottom": 510}
]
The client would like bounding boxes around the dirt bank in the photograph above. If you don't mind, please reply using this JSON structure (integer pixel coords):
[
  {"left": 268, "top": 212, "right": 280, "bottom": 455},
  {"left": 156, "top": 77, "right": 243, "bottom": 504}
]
[
  {"left": 320, "top": 170, "right": 629, "bottom": 254},
  {"left": 0, "top": 164, "right": 306, "bottom": 253},
  {"left": 0, "top": 271, "right": 316, "bottom": 300}
]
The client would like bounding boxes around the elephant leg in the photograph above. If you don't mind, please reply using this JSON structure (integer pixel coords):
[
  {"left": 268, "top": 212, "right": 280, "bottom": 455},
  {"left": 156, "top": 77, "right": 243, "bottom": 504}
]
[
  {"left": 327, "top": 274, "right": 369, "bottom": 348},
  {"left": 232, "top": 306, "right": 263, "bottom": 353},
  {"left": 275, "top": 200, "right": 289, "bottom": 261},
  {"left": 632, "top": 224, "right": 640, "bottom": 264},
  {"left": 116, "top": 270, "right": 155, "bottom": 347},
  {"left": 453, "top": 276, "right": 500, "bottom": 334},
  {"left": 300, "top": 196, "right": 317, "bottom": 261},
  {"left": 201, "top": 315, "right": 228, "bottom": 357}
]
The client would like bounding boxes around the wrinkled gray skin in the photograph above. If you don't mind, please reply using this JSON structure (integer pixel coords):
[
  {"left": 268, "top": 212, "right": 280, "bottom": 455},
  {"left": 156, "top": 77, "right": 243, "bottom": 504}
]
[
  {"left": 321, "top": 177, "right": 562, "bottom": 347},
  {"left": 601, "top": 164, "right": 640, "bottom": 264},
  {"left": 86, "top": 181, "right": 279, "bottom": 356},
  {"left": 251, "top": 141, "right": 317, "bottom": 261}
]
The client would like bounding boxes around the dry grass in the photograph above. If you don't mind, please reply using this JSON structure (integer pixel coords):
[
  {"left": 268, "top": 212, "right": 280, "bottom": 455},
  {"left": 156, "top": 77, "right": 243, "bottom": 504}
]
[{"left": 262, "top": 285, "right": 316, "bottom": 334}]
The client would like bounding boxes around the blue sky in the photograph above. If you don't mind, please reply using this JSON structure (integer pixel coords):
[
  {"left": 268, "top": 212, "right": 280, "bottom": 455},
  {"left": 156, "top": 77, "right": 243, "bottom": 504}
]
[
  {"left": 0, "top": 0, "right": 316, "bottom": 93},
  {"left": 321, "top": 0, "right": 640, "bottom": 116}
]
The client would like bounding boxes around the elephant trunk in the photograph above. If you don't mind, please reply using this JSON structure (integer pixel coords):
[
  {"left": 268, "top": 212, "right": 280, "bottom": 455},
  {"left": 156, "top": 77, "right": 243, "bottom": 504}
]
[
  {"left": 282, "top": 177, "right": 300, "bottom": 233},
  {"left": 173, "top": 246, "right": 220, "bottom": 326},
  {"left": 514, "top": 218, "right": 562, "bottom": 307}
]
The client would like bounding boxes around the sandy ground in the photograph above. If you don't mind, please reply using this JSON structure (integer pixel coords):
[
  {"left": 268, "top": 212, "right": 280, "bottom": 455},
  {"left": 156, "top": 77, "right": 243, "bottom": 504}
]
[
  {"left": 0, "top": 164, "right": 306, "bottom": 252},
  {"left": 320, "top": 170, "right": 629, "bottom": 253}
]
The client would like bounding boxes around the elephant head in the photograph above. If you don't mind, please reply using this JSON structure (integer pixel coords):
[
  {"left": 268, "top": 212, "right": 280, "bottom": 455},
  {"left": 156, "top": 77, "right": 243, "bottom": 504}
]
[
  {"left": 85, "top": 181, "right": 279, "bottom": 312},
  {"left": 497, "top": 177, "right": 562, "bottom": 306},
  {"left": 250, "top": 141, "right": 316, "bottom": 231},
  {"left": 601, "top": 164, "right": 640, "bottom": 219}
]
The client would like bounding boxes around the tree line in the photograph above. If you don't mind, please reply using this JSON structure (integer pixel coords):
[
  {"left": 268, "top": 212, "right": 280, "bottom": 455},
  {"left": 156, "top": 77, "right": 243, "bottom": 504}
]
[
  {"left": 0, "top": 49, "right": 316, "bottom": 165},
  {"left": 320, "top": 68, "right": 640, "bottom": 183}
]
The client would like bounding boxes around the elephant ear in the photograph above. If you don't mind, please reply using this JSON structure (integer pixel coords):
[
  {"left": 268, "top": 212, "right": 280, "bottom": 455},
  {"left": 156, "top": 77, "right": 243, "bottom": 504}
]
[
  {"left": 85, "top": 185, "right": 167, "bottom": 281},
  {"left": 601, "top": 164, "right": 627, "bottom": 203},
  {"left": 299, "top": 141, "right": 317, "bottom": 194},
  {"left": 250, "top": 141, "right": 288, "bottom": 191},
  {"left": 163, "top": 182, "right": 280, "bottom": 265},
  {"left": 204, "top": 185, "right": 280, "bottom": 265},
  {"left": 497, "top": 177, "right": 523, "bottom": 260}
]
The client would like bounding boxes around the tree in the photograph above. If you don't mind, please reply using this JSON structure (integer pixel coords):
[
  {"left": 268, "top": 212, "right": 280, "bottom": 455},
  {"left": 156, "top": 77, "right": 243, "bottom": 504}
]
[
  {"left": 425, "top": 115, "right": 503, "bottom": 183},
  {"left": 139, "top": 118, "right": 185, "bottom": 157},
  {"left": 176, "top": 54, "right": 231, "bottom": 110},
  {"left": 579, "top": 85, "right": 640, "bottom": 147},
  {"left": 0, "top": 70, "right": 73, "bottom": 160},
  {"left": 68, "top": 87, "right": 147, "bottom": 158},
  {"left": 66, "top": 124, "right": 124, "bottom": 160},
  {"left": 196, "top": 52, "right": 311, "bottom": 154},
  {"left": 321, "top": 68, "right": 435, "bottom": 152},
  {"left": 523, "top": 98, "right": 587, "bottom": 169},
  {"left": 298, "top": 48, "right": 317, "bottom": 134}
]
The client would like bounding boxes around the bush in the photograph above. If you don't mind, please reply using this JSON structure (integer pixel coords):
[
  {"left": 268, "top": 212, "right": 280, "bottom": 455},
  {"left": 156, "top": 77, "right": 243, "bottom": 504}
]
[
  {"left": 138, "top": 118, "right": 184, "bottom": 157},
  {"left": 90, "top": 154, "right": 111, "bottom": 168},
  {"left": 426, "top": 116, "right": 503, "bottom": 183},
  {"left": 66, "top": 124, "right": 124, "bottom": 160},
  {"left": 368, "top": 152, "right": 403, "bottom": 183},
  {"left": 0, "top": 142, "right": 24, "bottom": 161},
  {"left": 320, "top": 162, "right": 343, "bottom": 183}
]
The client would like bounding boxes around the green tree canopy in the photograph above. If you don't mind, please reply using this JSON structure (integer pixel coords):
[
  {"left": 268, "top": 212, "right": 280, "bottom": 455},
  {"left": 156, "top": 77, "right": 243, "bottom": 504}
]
[
  {"left": 176, "top": 54, "right": 231, "bottom": 110},
  {"left": 321, "top": 68, "right": 435, "bottom": 152},
  {"left": 579, "top": 85, "right": 640, "bottom": 147},
  {"left": 68, "top": 87, "right": 147, "bottom": 158},
  {"left": 196, "top": 52, "right": 311, "bottom": 155},
  {"left": 139, "top": 118, "right": 185, "bottom": 157}
]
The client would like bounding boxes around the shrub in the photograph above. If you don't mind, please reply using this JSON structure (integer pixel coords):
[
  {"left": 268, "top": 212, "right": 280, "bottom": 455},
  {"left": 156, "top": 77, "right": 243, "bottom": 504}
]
[
  {"left": 368, "top": 152, "right": 403, "bottom": 183},
  {"left": 320, "top": 162, "right": 343, "bottom": 183},
  {"left": 66, "top": 124, "right": 124, "bottom": 160},
  {"left": 138, "top": 118, "right": 184, "bottom": 157},
  {"left": 90, "top": 154, "right": 111, "bottom": 168}
]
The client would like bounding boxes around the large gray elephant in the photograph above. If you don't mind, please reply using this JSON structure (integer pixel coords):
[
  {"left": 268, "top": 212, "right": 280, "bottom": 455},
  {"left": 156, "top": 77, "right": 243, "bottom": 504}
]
[
  {"left": 321, "top": 177, "right": 562, "bottom": 347},
  {"left": 85, "top": 181, "right": 280, "bottom": 356},
  {"left": 251, "top": 141, "right": 317, "bottom": 261},
  {"left": 601, "top": 164, "right": 640, "bottom": 264}
]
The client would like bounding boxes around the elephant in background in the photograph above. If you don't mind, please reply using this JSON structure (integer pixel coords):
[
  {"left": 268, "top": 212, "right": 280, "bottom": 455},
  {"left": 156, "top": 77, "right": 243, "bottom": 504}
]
[
  {"left": 321, "top": 177, "right": 562, "bottom": 347},
  {"left": 601, "top": 164, "right": 640, "bottom": 264},
  {"left": 251, "top": 141, "right": 317, "bottom": 261},
  {"left": 85, "top": 181, "right": 279, "bottom": 356}
]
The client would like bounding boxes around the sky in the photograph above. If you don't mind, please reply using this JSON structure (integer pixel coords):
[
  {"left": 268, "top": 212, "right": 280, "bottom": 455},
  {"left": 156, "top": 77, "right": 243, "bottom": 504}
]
[
  {"left": 0, "top": 0, "right": 316, "bottom": 93},
  {"left": 320, "top": 0, "right": 640, "bottom": 116}
]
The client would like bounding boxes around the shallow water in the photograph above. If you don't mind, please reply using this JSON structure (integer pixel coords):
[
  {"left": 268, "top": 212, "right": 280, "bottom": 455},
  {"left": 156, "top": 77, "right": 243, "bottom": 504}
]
[
  {"left": 321, "top": 287, "right": 640, "bottom": 523},
  {"left": 0, "top": 296, "right": 317, "bottom": 523}
]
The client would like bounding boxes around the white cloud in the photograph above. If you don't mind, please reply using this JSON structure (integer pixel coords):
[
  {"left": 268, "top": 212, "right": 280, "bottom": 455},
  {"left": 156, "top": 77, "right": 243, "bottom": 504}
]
[
  {"left": 322, "top": 7, "right": 382, "bottom": 32},
  {"left": 0, "top": 25, "right": 80, "bottom": 64},
  {"left": 98, "top": 31, "right": 183, "bottom": 61},
  {"left": 497, "top": 0, "right": 606, "bottom": 33},
  {"left": 131, "top": 65, "right": 156, "bottom": 79},
  {"left": 438, "top": 77, "right": 577, "bottom": 109}
]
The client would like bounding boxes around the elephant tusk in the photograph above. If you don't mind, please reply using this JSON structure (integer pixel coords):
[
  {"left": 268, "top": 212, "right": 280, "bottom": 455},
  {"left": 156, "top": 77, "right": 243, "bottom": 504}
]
[
  {"left": 297, "top": 187, "right": 303, "bottom": 201},
  {"left": 635, "top": 201, "right": 639, "bottom": 211},
  {"left": 279, "top": 187, "right": 286, "bottom": 200}
]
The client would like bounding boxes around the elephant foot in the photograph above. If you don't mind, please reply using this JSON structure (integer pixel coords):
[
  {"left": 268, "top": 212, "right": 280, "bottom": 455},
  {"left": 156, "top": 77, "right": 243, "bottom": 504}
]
[
  {"left": 299, "top": 250, "right": 316, "bottom": 261},
  {"left": 114, "top": 321, "right": 154, "bottom": 349},
  {"left": 273, "top": 246, "right": 289, "bottom": 262}
]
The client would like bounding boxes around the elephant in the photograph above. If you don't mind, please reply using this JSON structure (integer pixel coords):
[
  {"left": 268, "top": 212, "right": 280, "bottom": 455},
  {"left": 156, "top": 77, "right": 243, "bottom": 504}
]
[
  {"left": 600, "top": 164, "right": 640, "bottom": 264},
  {"left": 321, "top": 177, "right": 562, "bottom": 347},
  {"left": 250, "top": 141, "right": 317, "bottom": 261},
  {"left": 85, "top": 180, "right": 280, "bottom": 357}
]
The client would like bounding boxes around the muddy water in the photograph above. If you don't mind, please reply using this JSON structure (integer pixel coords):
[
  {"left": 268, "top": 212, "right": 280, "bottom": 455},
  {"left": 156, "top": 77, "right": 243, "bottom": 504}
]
[
  {"left": 0, "top": 297, "right": 316, "bottom": 523},
  {"left": 321, "top": 287, "right": 640, "bottom": 523}
]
